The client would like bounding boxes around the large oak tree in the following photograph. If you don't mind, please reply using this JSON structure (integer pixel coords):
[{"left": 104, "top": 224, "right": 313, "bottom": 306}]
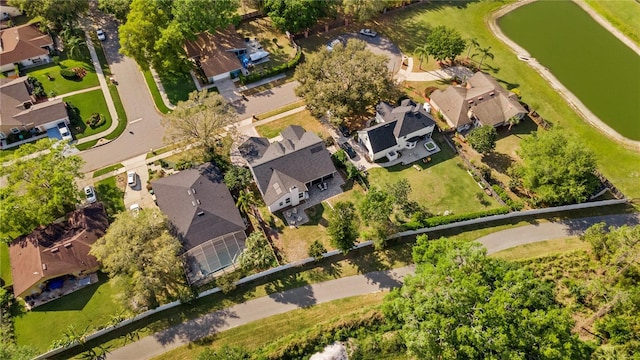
[
  {"left": 424, "top": 25, "right": 466, "bottom": 64},
  {"left": 263, "top": 0, "right": 332, "bottom": 34},
  {"left": 8, "top": 0, "right": 88, "bottom": 30},
  {"left": 327, "top": 201, "right": 359, "bottom": 253},
  {"left": 0, "top": 139, "right": 83, "bottom": 243},
  {"left": 294, "top": 39, "right": 397, "bottom": 121}
]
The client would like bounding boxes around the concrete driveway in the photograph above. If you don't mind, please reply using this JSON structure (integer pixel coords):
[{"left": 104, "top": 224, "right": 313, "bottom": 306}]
[{"left": 342, "top": 32, "right": 403, "bottom": 75}]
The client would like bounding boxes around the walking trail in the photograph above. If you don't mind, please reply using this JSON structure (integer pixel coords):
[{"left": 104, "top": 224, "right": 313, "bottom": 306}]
[{"left": 104, "top": 212, "right": 640, "bottom": 360}]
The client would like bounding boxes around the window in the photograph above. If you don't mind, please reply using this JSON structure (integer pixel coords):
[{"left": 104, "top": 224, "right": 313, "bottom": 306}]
[
  {"left": 10, "top": 128, "right": 20, "bottom": 134},
  {"left": 285, "top": 198, "right": 291, "bottom": 204},
  {"left": 0, "top": 132, "right": 5, "bottom": 140},
  {"left": 279, "top": 202, "right": 283, "bottom": 206},
  {"left": 31, "top": 57, "right": 42, "bottom": 64},
  {"left": 298, "top": 192, "right": 304, "bottom": 198}
]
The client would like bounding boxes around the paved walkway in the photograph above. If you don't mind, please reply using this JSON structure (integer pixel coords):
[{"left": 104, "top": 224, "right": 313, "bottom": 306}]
[
  {"left": 104, "top": 212, "right": 640, "bottom": 360},
  {"left": 50, "top": 85, "right": 101, "bottom": 100},
  {"left": 489, "top": 0, "right": 640, "bottom": 151}
]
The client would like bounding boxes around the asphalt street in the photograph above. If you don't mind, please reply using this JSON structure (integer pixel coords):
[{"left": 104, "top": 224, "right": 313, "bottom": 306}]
[{"left": 104, "top": 212, "right": 640, "bottom": 360}]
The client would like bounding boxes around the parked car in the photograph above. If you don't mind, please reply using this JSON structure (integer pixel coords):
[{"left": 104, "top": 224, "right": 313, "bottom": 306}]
[
  {"left": 58, "top": 124, "right": 72, "bottom": 141},
  {"left": 84, "top": 186, "right": 97, "bottom": 204},
  {"left": 327, "top": 37, "right": 346, "bottom": 51},
  {"left": 338, "top": 124, "right": 351, "bottom": 137},
  {"left": 127, "top": 171, "right": 137, "bottom": 188},
  {"left": 340, "top": 142, "right": 357, "bottom": 159},
  {"left": 359, "top": 29, "right": 377, "bottom": 37},
  {"left": 96, "top": 29, "right": 106, "bottom": 41}
]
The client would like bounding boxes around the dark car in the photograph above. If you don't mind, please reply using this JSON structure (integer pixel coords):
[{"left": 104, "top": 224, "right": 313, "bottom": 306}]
[
  {"left": 338, "top": 124, "right": 351, "bottom": 137},
  {"left": 340, "top": 142, "right": 357, "bottom": 159}
]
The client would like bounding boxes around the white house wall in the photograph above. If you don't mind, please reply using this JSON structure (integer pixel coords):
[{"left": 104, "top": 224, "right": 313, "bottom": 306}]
[{"left": 19, "top": 54, "right": 51, "bottom": 68}]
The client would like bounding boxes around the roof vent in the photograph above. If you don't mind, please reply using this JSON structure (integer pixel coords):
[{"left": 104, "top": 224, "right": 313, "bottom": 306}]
[
  {"left": 64, "top": 243, "right": 72, "bottom": 248},
  {"left": 489, "top": 91, "right": 495, "bottom": 96},
  {"left": 191, "top": 188, "right": 196, "bottom": 194},
  {"left": 478, "top": 96, "right": 483, "bottom": 101},
  {"left": 468, "top": 100, "right": 474, "bottom": 104},
  {"left": 187, "top": 190, "right": 191, "bottom": 195},
  {"left": 42, "top": 264, "right": 47, "bottom": 270},
  {"left": 197, "top": 211, "right": 205, "bottom": 216},
  {"left": 191, "top": 201, "right": 196, "bottom": 206},
  {"left": 196, "top": 199, "right": 201, "bottom": 205},
  {"left": 51, "top": 247, "right": 59, "bottom": 253}
]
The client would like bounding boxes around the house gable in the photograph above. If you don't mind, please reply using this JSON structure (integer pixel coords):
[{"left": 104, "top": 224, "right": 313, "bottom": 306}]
[{"left": 0, "top": 24, "right": 52, "bottom": 67}]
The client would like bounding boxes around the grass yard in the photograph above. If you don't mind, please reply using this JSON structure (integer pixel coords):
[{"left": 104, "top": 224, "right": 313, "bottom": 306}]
[
  {"left": 63, "top": 89, "right": 112, "bottom": 139},
  {"left": 93, "top": 163, "right": 124, "bottom": 178},
  {"left": 365, "top": 1, "right": 640, "bottom": 198},
  {"left": 255, "top": 100, "right": 305, "bottom": 120},
  {"left": 255, "top": 109, "right": 331, "bottom": 139},
  {"left": 14, "top": 272, "right": 127, "bottom": 353},
  {"left": 95, "top": 176, "right": 126, "bottom": 219},
  {"left": 1, "top": 242, "right": 12, "bottom": 286},
  {"left": 490, "top": 237, "right": 588, "bottom": 261},
  {"left": 152, "top": 293, "right": 387, "bottom": 360},
  {"left": 25, "top": 58, "right": 98, "bottom": 96},
  {"left": 142, "top": 69, "right": 172, "bottom": 114},
  {"left": 237, "top": 17, "right": 298, "bottom": 70},
  {"left": 584, "top": 0, "right": 640, "bottom": 46},
  {"left": 158, "top": 71, "right": 197, "bottom": 105},
  {"left": 367, "top": 135, "right": 500, "bottom": 216},
  {"left": 499, "top": 1, "right": 640, "bottom": 140}
]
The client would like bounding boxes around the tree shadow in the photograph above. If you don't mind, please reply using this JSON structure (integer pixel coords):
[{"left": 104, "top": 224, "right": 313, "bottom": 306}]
[
  {"left": 152, "top": 308, "right": 238, "bottom": 345},
  {"left": 30, "top": 272, "right": 107, "bottom": 312},
  {"left": 559, "top": 213, "right": 640, "bottom": 237},
  {"left": 495, "top": 77, "right": 519, "bottom": 90},
  {"left": 306, "top": 262, "right": 343, "bottom": 282},
  {"left": 265, "top": 273, "right": 315, "bottom": 307},
  {"left": 481, "top": 152, "right": 514, "bottom": 174}
]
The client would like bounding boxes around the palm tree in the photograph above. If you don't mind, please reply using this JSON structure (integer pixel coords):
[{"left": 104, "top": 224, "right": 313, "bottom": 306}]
[
  {"left": 507, "top": 115, "right": 521, "bottom": 131},
  {"left": 466, "top": 38, "right": 479, "bottom": 60},
  {"left": 414, "top": 44, "right": 430, "bottom": 70},
  {"left": 236, "top": 190, "right": 257, "bottom": 217},
  {"left": 65, "top": 35, "right": 86, "bottom": 60},
  {"left": 476, "top": 46, "right": 494, "bottom": 69}
]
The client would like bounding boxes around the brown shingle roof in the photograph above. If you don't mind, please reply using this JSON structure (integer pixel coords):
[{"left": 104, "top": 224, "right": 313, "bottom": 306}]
[
  {"left": 9, "top": 203, "right": 109, "bottom": 298},
  {"left": 184, "top": 27, "right": 245, "bottom": 79},
  {"left": 1, "top": 76, "right": 68, "bottom": 130},
  {"left": 0, "top": 24, "right": 52, "bottom": 66}
]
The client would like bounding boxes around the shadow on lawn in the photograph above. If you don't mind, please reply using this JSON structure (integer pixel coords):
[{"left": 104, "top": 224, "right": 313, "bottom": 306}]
[
  {"left": 265, "top": 273, "right": 316, "bottom": 308},
  {"left": 30, "top": 272, "right": 106, "bottom": 312}
]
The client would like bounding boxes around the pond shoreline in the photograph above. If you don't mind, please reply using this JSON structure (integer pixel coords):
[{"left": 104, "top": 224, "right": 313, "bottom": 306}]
[{"left": 488, "top": 0, "right": 640, "bottom": 151}]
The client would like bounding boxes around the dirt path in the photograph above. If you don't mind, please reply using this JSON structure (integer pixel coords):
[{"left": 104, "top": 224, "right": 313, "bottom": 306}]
[{"left": 488, "top": 0, "right": 640, "bottom": 151}]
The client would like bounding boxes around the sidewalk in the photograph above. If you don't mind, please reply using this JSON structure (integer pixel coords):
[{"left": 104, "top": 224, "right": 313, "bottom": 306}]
[
  {"left": 150, "top": 67, "right": 175, "bottom": 110},
  {"left": 50, "top": 85, "right": 101, "bottom": 101},
  {"left": 75, "top": 34, "right": 120, "bottom": 145}
]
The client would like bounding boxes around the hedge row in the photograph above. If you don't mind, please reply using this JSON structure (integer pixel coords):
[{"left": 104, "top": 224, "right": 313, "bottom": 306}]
[
  {"left": 492, "top": 185, "right": 524, "bottom": 211},
  {"left": 239, "top": 47, "right": 303, "bottom": 85},
  {"left": 401, "top": 207, "right": 511, "bottom": 231}
]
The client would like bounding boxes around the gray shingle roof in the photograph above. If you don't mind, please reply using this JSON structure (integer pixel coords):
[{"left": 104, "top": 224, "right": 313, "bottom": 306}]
[
  {"left": 240, "top": 126, "right": 337, "bottom": 206},
  {"left": 152, "top": 165, "right": 246, "bottom": 250}
]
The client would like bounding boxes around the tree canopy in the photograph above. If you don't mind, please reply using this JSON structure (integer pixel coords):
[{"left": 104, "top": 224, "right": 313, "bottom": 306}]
[
  {"left": 98, "top": 0, "right": 131, "bottom": 22},
  {"left": 0, "top": 139, "right": 83, "bottom": 243},
  {"left": 383, "top": 236, "right": 592, "bottom": 359},
  {"left": 424, "top": 25, "right": 466, "bottom": 63},
  {"left": 162, "top": 91, "right": 237, "bottom": 150},
  {"left": 224, "top": 165, "right": 253, "bottom": 192},
  {"left": 8, "top": 0, "right": 88, "bottom": 30},
  {"left": 509, "top": 129, "right": 599, "bottom": 206},
  {"left": 359, "top": 187, "right": 394, "bottom": 247},
  {"left": 119, "top": 0, "right": 239, "bottom": 72},
  {"left": 327, "top": 201, "right": 359, "bottom": 253},
  {"left": 294, "top": 39, "right": 397, "bottom": 121},
  {"left": 263, "top": 0, "right": 332, "bottom": 34},
  {"left": 467, "top": 125, "right": 497, "bottom": 154},
  {"left": 341, "top": 0, "right": 385, "bottom": 22},
  {"left": 239, "top": 231, "right": 277, "bottom": 271},
  {"left": 90, "top": 208, "right": 191, "bottom": 310}
]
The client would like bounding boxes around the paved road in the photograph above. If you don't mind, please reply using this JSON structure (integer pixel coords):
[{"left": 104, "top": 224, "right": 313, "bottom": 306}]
[{"left": 104, "top": 212, "right": 639, "bottom": 360}]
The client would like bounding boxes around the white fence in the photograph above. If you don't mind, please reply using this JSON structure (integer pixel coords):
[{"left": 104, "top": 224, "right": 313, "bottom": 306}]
[{"left": 34, "top": 198, "right": 628, "bottom": 359}]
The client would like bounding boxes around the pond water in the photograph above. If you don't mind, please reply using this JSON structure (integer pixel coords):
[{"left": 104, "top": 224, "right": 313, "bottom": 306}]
[{"left": 498, "top": 1, "right": 640, "bottom": 140}]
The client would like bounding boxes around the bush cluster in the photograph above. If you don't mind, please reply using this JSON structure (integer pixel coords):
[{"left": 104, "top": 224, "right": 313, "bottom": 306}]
[
  {"left": 400, "top": 207, "right": 510, "bottom": 230},
  {"left": 492, "top": 185, "right": 524, "bottom": 211},
  {"left": 239, "top": 47, "right": 303, "bottom": 85},
  {"left": 88, "top": 113, "right": 106, "bottom": 128},
  {"left": 60, "top": 68, "right": 78, "bottom": 79}
]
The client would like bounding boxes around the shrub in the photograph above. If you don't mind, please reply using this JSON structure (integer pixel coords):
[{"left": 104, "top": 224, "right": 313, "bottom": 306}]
[
  {"left": 73, "top": 67, "right": 87, "bottom": 79},
  {"left": 492, "top": 185, "right": 524, "bottom": 211},
  {"left": 215, "top": 270, "right": 242, "bottom": 294},
  {"left": 60, "top": 68, "right": 78, "bottom": 79},
  {"left": 424, "top": 86, "right": 439, "bottom": 98},
  {"left": 399, "top": 207, "right": 511, "bottom": 230},
  {"left": 88, "top": 113, "right": 106, "bottom": 128},
  {"left": 52, "top": 56, "right": 60, "bottom": 65},
  {"left": 308, "top": 240, "right": 326, "bottom": 261}
]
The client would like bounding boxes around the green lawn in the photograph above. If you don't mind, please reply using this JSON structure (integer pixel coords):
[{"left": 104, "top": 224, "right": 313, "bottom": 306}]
[
  {"left": 142, "top": 69, "right": 172, "bottom": 114},
  {"left": 25, "top": 59, "right": 98, "bottom": 96},
  {"left": 255, "top": 100, "right": 305, "bottom": 120},
  {"left": 584, "top": 0, "right": 640, "bottom": 46},
  {"left": 63, "top": 90, "right": 112, "bottom": 139},
  {"left": 255, "top": 109, "right": 331, "bottom": 139},
  {"left": 490, "top": 237, "right": 589, "bottom": 261},
  {"left": 14, "top": 272, "right": 127, "bottom": 353},
  {"left": 93, "top": 164, "right": 123, "bottom": 178},
  {"left": 158, "top": 71, "right": 197, "bottom": 105},
  {"left": 1, "top": 242, "right": 12, "bottom": 287},
  {"left": 95, "top": 176, "right": 125, "bottom": 219},
  {"left": 499, "top": 1, "right": 640, "bottom": 140},
  {"left": 367, "top": 135, "right": 500, "bottom": 215},
  {"left": 152, "top": 292, "right": 387, "bottom": 360}
]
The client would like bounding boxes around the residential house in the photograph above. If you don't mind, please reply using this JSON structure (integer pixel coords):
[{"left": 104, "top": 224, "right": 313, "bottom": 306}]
[
  {"left": 0, "top": 24, "right": 54, "bottom": 72},
  {"left": 184, "top": 26, "right": 247, "bottom": 83},
  {"left": 9, "top": 203, "right": 109, "bottom": 302},
  {"left": 430, "top": 71, "right": 527, "bottom": 131},
  {"left": 357, "top": 99, "right": 437, "bottom": 162},
  {"left": 239, "top": 125, "right": 338, "bottom": 213},
  {"left": 1, "top": 0, "right": 22, "bottom": 21},
  {"left": 152, "top": 164, "right": 247, "bottom": 284},
  {"left": 0, "top": 76, "right": 69, "bottom": 148}
]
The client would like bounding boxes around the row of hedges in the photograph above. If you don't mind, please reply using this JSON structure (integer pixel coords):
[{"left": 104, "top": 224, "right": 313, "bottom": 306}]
[
  {"left": 400, "top": 206, "right": 511, "bottom": 231},
  {"left": 238, "top": 46, "right": 303, "bottom": 85},
  {"left": 492, "top": 185, "right": 524, "bottom": 211}
]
